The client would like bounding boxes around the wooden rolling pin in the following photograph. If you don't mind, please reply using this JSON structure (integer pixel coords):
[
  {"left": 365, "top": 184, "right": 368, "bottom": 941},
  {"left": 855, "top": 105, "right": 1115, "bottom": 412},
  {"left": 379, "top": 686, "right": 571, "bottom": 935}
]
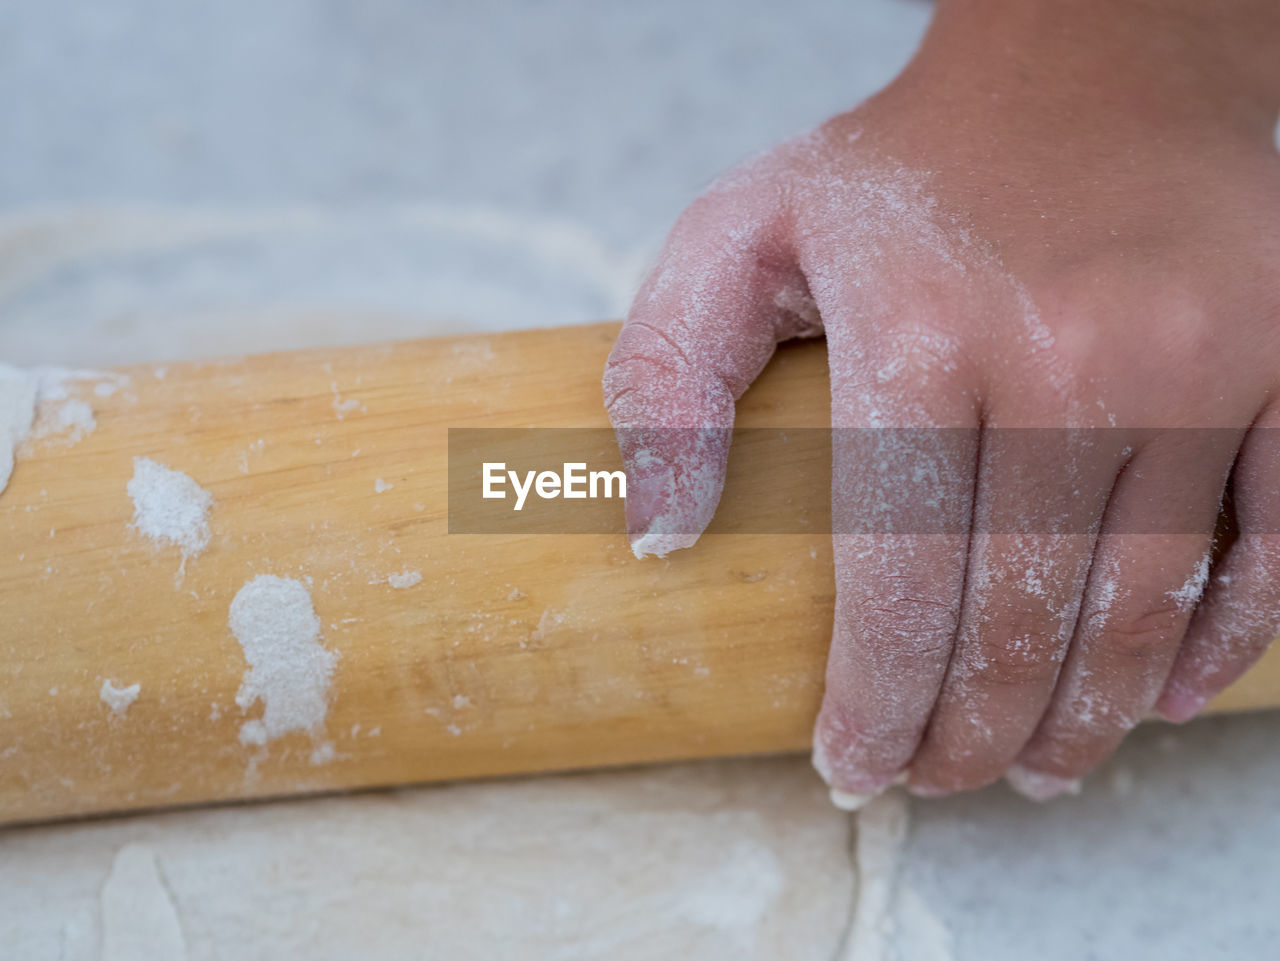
[{"left": 1, "top": 322, "right": 1277, "bottom": 825}]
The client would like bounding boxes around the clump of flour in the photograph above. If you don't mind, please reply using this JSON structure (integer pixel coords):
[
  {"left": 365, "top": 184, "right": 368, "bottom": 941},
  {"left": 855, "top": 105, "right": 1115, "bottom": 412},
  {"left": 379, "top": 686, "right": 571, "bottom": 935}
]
[
  {"left": 0, "top": 365, "right": 37, "bottom": 494},
  {"left": 127, "top": 457, "right": 214, "bottom": 559},
  {"left": 1168, "top": 553, "right": 1211, "bottom": 610},
  {"left": 33, "top": 395, "right": 95, "bottom": 441},
  {"left": 28, "top": 368, "right": 126, "bottom": 443},
  {"left": 1, "top": 364, "right": 130, "bottom": 496},
  {"left": 387, "top": 570, "right": 422, "bottom": 589},
  {"left": 230, "top": 576, "right": 337, "bottom": 753},
  {"left": 100, "top": 679, "right": 141, "bottom": 716}
]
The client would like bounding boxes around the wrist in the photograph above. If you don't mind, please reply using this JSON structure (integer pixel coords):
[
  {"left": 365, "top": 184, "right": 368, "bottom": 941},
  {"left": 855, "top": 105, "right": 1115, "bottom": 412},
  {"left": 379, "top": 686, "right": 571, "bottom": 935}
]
[{"left": 897, "top": 0, "right": 1280, "bottom": 149}]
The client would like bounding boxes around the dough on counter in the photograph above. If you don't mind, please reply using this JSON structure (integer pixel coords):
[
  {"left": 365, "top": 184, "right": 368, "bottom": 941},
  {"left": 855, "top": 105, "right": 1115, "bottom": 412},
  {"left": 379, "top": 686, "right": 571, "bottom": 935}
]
[{"left": 0, "top": 758, "right": 862, "bottom": 961}]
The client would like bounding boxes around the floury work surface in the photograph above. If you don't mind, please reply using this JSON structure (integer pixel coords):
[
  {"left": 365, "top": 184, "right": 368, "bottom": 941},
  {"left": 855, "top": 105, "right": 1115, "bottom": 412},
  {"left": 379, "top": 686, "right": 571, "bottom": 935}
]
[
  {"left": 1, "top": 720, "right": 1277, "bottom": 960},
  {"left": 1, "top": 1, "right": 1279, "bottom": 958}
]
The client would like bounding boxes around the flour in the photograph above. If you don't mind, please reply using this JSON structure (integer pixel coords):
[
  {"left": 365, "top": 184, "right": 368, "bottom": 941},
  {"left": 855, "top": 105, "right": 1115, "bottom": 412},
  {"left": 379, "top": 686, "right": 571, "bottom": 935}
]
[
  {"left": 29, "top": 376, "right": 95, "bottom": 442},
  {"left": 530, "top": 607, "right": 564, "bottom": 644},
  {"left": 39, "top": 397, "right": 95, "bottom": 439},
  {"left": 1168, "top": 553, "right": 1211, "bottom": 610},
  {"left": 387, "top": 570, "right": 422, "bottom": 589},
  {"left": 0, "top": 364, "right": 37, "bottom": 495},
  {"left": 331, "top": 382, "right": 364, "bottom": 419},
  {"left": 28, "top": 367, "right": 125, "bottom": 443},
  {"left": 128, "top": 458, "right": 214, "bottom": 560},
  {"left": 374, "top": 478, "right": 393, "bottom": 493},
  {"left": 333, "top": 395, "right": 362, "bottom": 418},
  {"left": 309, "top": 742, "right": 336, "bottom": 765},
  {"left": 100, "top": 679, "right": 141, "bottom": 716},
  {"left": 229, "top": 576, "right": 337, "bottom": 751},
  {"left": 1, "top": 365, "right": 130, "bottom": 495}
]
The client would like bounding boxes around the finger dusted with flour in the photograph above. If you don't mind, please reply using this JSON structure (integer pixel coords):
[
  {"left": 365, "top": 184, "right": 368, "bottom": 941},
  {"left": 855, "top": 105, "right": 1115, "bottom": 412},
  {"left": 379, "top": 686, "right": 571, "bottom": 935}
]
[{"left": 604, "top": 151, "right": 822, "bottom": 558}]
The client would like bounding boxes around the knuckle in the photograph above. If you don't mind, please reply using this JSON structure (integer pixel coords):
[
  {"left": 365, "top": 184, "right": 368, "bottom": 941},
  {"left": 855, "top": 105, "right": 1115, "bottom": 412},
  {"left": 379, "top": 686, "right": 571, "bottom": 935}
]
[
  {"left": 603, "top": 339, "right": 679, "bottom": 389},
  {"left": 677, "top": 173, "right": 780, "bottom": 242},
  {"left": 1104, "top": 602, "right": 1183, "bottom": 660},
  {"left": 668, "top": 187, "right": 738, "bottom": 239},
  {"left": 846, "top": 589, "right": 959, "bottom": 659},
  {"left": 962, "top": 624, "right": 1064, "bottom": 687}
]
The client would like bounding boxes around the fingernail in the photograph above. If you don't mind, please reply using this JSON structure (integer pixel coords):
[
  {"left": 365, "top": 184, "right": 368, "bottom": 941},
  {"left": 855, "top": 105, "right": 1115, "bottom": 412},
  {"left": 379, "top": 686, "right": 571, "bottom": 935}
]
[
  {"left": 629, "top": 529, "right": 675, "bottom": 559},
  {"left": 624, "top": 452, "right": 670, "bottom": 553},
  {"left": 623, "top": 449, "right": 702, "bottom": 559},
  {"left": 829, "top": 787, "right": 875, "bottom": 811},
  {"left": 905, "top": 780, "right": 950, "bottom": 799},
  {"left": 1157, "top": 688, "right": 1208, "bottom": 725},
  {"left": 1005, "top": 764, "right": 1083, "bottom": 802},
  {"left": 811, "top": 721, "right": 901, "bottom": 799}
]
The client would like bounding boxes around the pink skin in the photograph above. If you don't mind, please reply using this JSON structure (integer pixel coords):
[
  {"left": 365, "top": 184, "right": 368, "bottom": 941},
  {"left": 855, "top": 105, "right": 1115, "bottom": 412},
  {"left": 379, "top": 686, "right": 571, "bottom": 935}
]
[{"left": 605, "top": 0, "right": 1280, "bottom": 800}]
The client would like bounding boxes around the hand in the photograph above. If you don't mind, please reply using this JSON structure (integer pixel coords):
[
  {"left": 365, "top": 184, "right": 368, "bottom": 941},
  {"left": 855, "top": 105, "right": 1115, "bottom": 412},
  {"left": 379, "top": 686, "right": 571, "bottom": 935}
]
[{"left": 604, "top": 0, "right": 1280, "bottom": 801}]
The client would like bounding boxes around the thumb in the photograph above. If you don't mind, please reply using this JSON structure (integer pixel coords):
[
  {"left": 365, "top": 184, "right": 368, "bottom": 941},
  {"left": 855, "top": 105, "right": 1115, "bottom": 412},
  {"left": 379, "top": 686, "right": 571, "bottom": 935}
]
[{"left": 603, "top": 176, "right": 819, "bottom": 558}]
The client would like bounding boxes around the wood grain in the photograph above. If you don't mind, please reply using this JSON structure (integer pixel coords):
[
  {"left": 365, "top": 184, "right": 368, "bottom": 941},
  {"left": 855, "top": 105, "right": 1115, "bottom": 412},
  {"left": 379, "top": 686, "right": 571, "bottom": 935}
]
[{"left": 1, "top": 322, "right": 1275, "bottom": 824}]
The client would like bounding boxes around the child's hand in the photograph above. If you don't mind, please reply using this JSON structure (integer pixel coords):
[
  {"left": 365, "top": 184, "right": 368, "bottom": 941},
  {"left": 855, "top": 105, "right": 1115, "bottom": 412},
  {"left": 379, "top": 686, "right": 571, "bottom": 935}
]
[{"left": 604, "top": 0, "right": 1280, "bottom": 801}]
